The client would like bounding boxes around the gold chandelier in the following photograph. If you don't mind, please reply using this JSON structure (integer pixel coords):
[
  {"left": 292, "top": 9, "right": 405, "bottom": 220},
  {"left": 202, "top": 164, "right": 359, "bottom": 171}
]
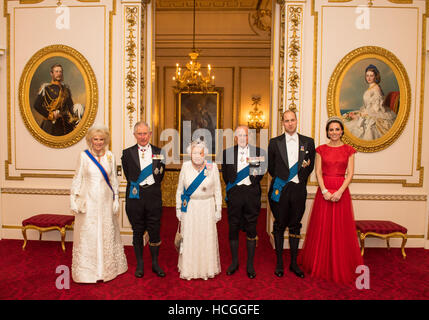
[
  {"left": 247, "top": 96, "right": 265, "bottom": 130},
  {"left": 172, "top": 0, "right": 215, "bottom": 93}
]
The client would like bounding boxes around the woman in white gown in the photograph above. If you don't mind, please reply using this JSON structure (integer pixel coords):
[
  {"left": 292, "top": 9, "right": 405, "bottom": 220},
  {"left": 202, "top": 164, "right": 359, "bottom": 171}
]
[
  {"left": 344, "top": 64, "right": 397, "bottom": 140},
  {"left": 70, "top": 124, "right": 128, "bottom": 283},
  {"left": 176, "top": 140, "right": 222, "bottom": 280}
]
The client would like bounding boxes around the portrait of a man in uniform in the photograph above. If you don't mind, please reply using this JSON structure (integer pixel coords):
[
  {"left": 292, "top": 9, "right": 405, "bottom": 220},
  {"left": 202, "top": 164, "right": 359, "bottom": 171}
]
[{"left": 31, "top": 63, "right": 84, "bottom": 136}]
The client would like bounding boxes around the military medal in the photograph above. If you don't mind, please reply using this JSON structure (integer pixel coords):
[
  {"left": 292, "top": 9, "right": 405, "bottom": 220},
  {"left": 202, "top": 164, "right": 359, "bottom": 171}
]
[
  {"left": 107, "top": 154, "right": 112, "bottom": 163},
  {"left": 204, "top": 169, "right": 208, "bottom": 176},
  {"left": 275, "top": 189, "right": 279, "bottom": 195},
  {"left": 132, "top": 187, "right": 138, "bottom": 195},
  {"left": 183, "top": 199, "right": 187, "bottom": 208},
  {"left": 152, "top": 154, "right": 164, "bottom": 160},
  {"left": 160, "top": 167, "right": 163, "bottom": 174},
  {"left": 154, "top": 167, "right": 159, "bottom": 175}
]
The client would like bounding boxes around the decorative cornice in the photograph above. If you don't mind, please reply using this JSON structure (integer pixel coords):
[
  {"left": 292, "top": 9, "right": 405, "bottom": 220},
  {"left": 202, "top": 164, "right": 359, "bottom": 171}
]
[{"left": 156, "top": 0, "right": 260, "bottom": 10}]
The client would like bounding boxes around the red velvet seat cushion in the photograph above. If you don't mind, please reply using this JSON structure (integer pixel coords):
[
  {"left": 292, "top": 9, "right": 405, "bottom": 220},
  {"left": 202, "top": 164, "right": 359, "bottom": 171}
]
[
  {"left": 22, "top": 214, "right": 75, "bottom": 228},
  {"left": 356, "top": 220, "right": 407, "bottom": 235}
]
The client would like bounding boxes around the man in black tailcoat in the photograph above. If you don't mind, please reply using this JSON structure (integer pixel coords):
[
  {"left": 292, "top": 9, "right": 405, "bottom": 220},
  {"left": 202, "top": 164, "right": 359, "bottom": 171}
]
[
  {"left": 268, "top": 110, "right": 315, "bottom": 278},
  {"left": 222, "top": 125, "right": 267, "bottom": 279},
  {"left": 122, "top": 121, "right": 166, "bottom": 278}
]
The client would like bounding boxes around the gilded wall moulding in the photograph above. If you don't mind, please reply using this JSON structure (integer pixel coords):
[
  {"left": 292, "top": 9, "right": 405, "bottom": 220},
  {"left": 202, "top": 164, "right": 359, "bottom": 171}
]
[
  {"left": 156, "top": 0, "right": 261, "bottom": 10},
  {"left": 0, "top": 188, "right": 70, "bottom": 195},
  {"left": 251, "top": 0, "right": 272, "bottom": 34},
  {"left": 327, "top": 46, "right": 411, "bottom": 153},
  {"left": 286, "top": 6, "right": 303, "bottom": 113},
  {"left": 18, "top": 44, "right": 98, "bottom": 148},
  {"left": 276, "top": 1, "right": 286, "bottom": 134},
  {"left": 125, "top": 6, "right": 139, "bottom": 128}
]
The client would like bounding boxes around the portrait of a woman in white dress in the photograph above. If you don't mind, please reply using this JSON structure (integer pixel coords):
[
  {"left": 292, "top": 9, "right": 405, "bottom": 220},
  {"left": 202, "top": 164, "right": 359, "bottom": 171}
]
[
  {"left": 70, "top": 124, "right": 128, "bottom": 283},
  {"left": 175, "top": 140, "right": 222, "bottom": 280},
  {"left": 343, "top": 64, "right": 397, "bottom": 140}
]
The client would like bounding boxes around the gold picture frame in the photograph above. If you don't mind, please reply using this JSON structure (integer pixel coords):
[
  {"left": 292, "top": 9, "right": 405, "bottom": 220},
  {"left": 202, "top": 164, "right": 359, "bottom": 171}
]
[
  {"left": 327, "top": 46, "right": 411, "bottom": 153},
  {"left": 19, "top": 44, "right": 98, "bottom": 148},
  {"left": 176, "top": 88, "right": 224, "bottom": 158}
]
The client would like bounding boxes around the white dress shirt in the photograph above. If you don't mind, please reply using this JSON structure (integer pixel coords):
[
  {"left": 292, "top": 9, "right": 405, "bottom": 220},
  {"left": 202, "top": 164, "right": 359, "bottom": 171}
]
[
  {"left": 237, "top": 145, "right": 251, "bottom": 186},
  {"left": 285, "top": 132, "right": 299, "bottom": 184},
  {"left": 138, "top": 144, "right": 155, "bottom": 186}
]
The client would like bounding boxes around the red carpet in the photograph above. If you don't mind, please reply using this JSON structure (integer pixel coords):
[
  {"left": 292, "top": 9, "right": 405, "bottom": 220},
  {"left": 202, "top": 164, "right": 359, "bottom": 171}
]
[{"left": 0, "top": 207, "right": 428, "bottom": 300}]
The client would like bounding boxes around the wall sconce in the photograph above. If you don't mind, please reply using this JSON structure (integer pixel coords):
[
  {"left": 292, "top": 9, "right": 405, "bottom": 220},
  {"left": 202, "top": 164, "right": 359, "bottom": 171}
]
[
  {"left": 0, "top": 48, "right": 5, "bottom": 56},
  {"left": 247, "top": 95, "right": 265, "bottom": 130}
]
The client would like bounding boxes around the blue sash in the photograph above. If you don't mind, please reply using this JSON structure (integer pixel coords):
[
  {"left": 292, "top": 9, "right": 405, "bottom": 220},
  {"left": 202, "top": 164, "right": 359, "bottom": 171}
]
[
  {"left": 129, "top": 163, "right": 153, "bottom": 199},
  {"left": 225, "top": 165, "right": 249, "bottom": 201},
  {"left": 181, "top": 166, "right": 208, "bottom": 213},
  {"left": 84, "top": 150, "right": 115, "bottom": 199},
  {"left": 270, "top": 161, "right": 299, "bottom": 202}
]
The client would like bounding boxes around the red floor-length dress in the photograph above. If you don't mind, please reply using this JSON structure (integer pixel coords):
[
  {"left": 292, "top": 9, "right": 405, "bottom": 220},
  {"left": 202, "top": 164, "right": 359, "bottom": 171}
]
[{"left": 299, "top": 144, "right": 363, "bottom": 284}]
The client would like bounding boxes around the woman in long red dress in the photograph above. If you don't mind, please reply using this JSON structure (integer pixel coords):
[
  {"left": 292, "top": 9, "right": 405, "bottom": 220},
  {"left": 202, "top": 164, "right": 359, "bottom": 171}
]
[{"left": 299, "top": 116, "right": 363, "bottom": 284}]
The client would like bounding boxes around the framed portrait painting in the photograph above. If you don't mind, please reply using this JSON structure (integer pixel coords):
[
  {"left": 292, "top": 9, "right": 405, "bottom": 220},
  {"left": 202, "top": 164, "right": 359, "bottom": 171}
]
[
  {"left": 327, "top": 46, "right": 411, "bottom": 152},
  {"left": 176, "top": 88, "right": 224, "bottom": 157},
  {"left": 19, "top": 44, "right": 98, "bottom": 148}
]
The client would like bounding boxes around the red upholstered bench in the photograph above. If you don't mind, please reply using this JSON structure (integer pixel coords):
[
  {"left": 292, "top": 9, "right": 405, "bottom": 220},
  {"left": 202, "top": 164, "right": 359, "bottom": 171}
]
[
  {"left": 22, "top": 214, "right": 75, "bottom": 252},
  {"left": 355, "top": 220, "right": 407, "bottom": 259}
]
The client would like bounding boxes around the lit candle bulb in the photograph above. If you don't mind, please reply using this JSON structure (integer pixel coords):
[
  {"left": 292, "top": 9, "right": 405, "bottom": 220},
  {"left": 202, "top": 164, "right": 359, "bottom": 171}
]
[
  {"left": 208, "top": 64, "right": 211, "bottom": 76},
  {"left": 176, "top": 63, "right": 179, "bottom": 77},
  {"left": 211, "top": 76, "right": 215, "bottom": 85}
]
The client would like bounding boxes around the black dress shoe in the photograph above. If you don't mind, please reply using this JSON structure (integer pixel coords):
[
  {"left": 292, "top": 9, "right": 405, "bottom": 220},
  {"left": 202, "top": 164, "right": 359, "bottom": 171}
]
[
  {"left": 289, "top": 265, "right": 305, "bottom": 278},
  {"left": 247, "top": 271, "right": 256, "bottom": 279},
  {"left": 274, "top": 269, "right": 284, "bottom": 277},
  {"left": 135, "top": 269, "right": 144, "bottom": 278},
  {"left": 152, "top": 267, "right": 166, "bottom": 277},
  {"left": 226, "top": 265, "right": 239, "bottom": 276}
]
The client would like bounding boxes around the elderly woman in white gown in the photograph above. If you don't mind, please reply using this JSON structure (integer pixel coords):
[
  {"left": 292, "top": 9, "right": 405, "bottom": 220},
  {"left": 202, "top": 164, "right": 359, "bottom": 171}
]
[
  {"left": 70, "top": 124, "right": 128, "bottom": 283},
  {"left": 175, "top": 140, "right": 222, "bottom": 280},
  {"left": 344, "top": 64, "right": 397, "bottom": 140}
]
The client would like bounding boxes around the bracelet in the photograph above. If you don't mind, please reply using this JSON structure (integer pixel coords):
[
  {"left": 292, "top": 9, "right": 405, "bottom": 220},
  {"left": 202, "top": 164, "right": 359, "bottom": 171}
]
[{"left": 321, "top": 189, "right": 328, "bottom": 194}]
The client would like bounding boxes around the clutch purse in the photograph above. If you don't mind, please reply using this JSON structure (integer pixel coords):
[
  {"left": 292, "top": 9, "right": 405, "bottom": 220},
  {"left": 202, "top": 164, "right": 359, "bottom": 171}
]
[
  {"left": 174, "top": 222, "right": 182, "bottom": 252},
  {"left": 75, "top": 195, "right": 87, "bottom": 214}
]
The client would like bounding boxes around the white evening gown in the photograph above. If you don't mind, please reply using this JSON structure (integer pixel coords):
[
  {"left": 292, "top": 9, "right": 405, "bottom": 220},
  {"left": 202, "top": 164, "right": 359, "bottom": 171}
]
[
  {"left": 70, "top": 150, "right": 128, "bottom": 283},
  {"left": 345, "top": 84, "right": 397, "bottom": 140},
  {"left": 176, "top": 161, "right": 222, "bottom": 280}
]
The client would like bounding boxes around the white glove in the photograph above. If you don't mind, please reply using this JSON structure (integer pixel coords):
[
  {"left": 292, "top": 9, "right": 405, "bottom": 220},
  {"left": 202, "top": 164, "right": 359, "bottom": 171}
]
[
  {"left": 176, "top": 210, "right": 183, "bottom": 222},
  {"left": 113, "top": 198, "right": 120, "bottom": 215},
  {"left": 70, "top": 194, "right": 78, "bottom": 214},
  {"left": 215, "top": 211, "right": 221, "bottom": 223}
]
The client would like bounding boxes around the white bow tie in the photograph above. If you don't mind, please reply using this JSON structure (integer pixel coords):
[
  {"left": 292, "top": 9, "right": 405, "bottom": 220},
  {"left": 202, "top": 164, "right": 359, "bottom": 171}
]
[{"left": 286, "top": 135, "right": 297, "bottom": 143}]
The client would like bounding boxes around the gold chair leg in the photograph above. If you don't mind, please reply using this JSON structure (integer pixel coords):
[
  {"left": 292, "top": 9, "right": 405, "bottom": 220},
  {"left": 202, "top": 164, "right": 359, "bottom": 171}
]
[
  {"left": 22, "top": 227, "right": 28, "bottom": 250},
  {"left": 39, "top": 231, "right": 43, "bottom": 241},
  {"left": 386, "top": 237, "right": 390, "bottom": 250},
  {"left": 60, "top": 228, "right": 66, "bottom": 252},
  {"left": 401, "top": 235, "right": 407, "bottom": 259},
  {"left": 359, "top": 232, "right": 365, "bottom": 256}
]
